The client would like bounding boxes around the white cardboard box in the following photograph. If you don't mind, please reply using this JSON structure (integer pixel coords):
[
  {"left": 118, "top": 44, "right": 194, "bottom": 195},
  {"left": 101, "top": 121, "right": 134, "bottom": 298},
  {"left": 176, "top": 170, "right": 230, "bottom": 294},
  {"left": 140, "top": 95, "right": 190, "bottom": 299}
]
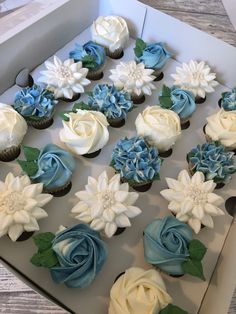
[{"left": 0, "top": 1, "right": 236, "bottom": 313}]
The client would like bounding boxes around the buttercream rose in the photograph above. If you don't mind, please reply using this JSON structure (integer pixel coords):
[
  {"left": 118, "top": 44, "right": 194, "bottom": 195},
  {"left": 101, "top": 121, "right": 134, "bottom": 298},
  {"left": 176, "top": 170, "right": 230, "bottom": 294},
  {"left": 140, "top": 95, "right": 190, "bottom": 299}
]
[
  {"left": 109, "top": 267, "right": 172, "bottom": 314},
  {"left": 50, "top": 224, "right": 107, "bottom": 288},
  {"left": 144, "top": 216, "right": 193, "bottom": 276},
  {"left": 135, "top": 106, "right": 181, "bottom": 152},
  {"left": 205, "top": 109, "right": 236, "bottom": 149},
  {"left": 59, "top": 109, "right": 109, "bottom": 155},
  {"left": 170, "top": 88, "right": 196, "bottom": 120},
  {"left": 91, "top": 16, "right": 129, "bottom": 52}
]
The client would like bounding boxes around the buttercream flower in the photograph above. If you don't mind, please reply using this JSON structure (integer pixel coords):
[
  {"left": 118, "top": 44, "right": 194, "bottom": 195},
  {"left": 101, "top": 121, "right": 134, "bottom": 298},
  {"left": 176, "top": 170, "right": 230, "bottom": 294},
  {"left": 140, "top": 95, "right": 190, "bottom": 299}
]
[
  {"left": 221, "top": 88, "right": 236, "bottom": 111},
  {"left": 91, "top": 16, "right": 129, "bottom": 53},
  {"left": 171, "top": 60, "right": 218, "bottom": 99},
  {"left": 109, "top": 61, "right": 156, "bottom": 96},
  {"left": 160, "top": 170, "right": 225, "bottom": 233},
  {"left": 59, "top": 108, "right": 109, "bottom": 155},
  {"left": 205, "top": 109, "right": 236, "bottom": 149},
  {"left": 38, "top": 56, "right": 91, "bottom": 100},
  {"left": 0, "top": 173, "right": 53, "bottom": 242},
  {"left": 135, "top": 106, "right": 181, "bottom": 152},
  {"left": 71, "top": 171, "right": 141, "bottom": 238},
  {"left": 109, "top": 267, "right": 172, "bottom": 314}
]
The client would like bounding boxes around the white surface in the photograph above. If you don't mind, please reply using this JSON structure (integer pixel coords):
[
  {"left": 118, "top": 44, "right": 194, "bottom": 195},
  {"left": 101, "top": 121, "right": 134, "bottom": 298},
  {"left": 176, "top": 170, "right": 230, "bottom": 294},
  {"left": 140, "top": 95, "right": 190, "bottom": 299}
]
[
  {"left": 222, "top": 0, "right": 236, "bottom": 31},
  {"left": 0, "top": 25, "right": 235, "bottom": 314}
]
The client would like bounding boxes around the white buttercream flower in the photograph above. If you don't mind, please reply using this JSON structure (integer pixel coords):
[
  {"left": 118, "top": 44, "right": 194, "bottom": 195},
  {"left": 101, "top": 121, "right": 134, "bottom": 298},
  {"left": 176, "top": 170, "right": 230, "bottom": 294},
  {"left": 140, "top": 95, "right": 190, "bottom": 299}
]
[
  {"left": 160, "top": 170, "right": 225, "bottom": 234},
  {"left": 0, "top": 173, "right": 53, "bottom": 241},
  {"left": 71, "top": 171, "right": 141, "bottom": 238},
  {"left": 109, "top": 61, "right": 156, "bottom": 96},
  {"left": 171, "top": 60, "right": 218, "bottom": 98},
  {"left": 38, "top": 56, "right": 91, "bottom": 99}
]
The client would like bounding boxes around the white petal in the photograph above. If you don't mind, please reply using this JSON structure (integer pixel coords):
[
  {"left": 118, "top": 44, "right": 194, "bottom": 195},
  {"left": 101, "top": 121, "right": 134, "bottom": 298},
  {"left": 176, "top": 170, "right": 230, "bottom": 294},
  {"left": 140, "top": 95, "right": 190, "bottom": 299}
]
[
  {"left": 191, "top": 172, "right": 205, "bottom": 185},
  {"left": 103, "top": 208, "right": 115, "bottom": 222},
  {"left": 76, "top": 190, "right": 91, "bottom": 201},
  {"left": 205, "top": 204, "right": 225, "bottom": 216},
  {"left": 1, "top": 215, "right": 13, "bottom": 230},
  {"left": 90, "top": 219, "right": 105, "bottom": 231},
  {"left": 31, "top": 207, "right": 48, "bottom": 220},
  {"left": 124, "top": 192, "right": 139, "bottom": 205},
  {"left": 35, "top": 194, "right": 53, "bottom": 207},
  {"left": 181, "top": 199, "right": 194, "bottom": 215},
  {"left": 166, "top": 178, "right": 183, "bottom": 191},
  {"left": 114, "top": 191, "right": 129, "bottom": 203},
  {"left": 207, "top": 193, "right": 224, "bottom": 206},
  {"left": 202, "top": 180, "right": 216, "bottom": 193},
  {"left": 111, "top": 203, "right": 128, "bottom": 214},
  {"left": 160, "top": 190, "right": 185, "bottom": 202},
  {"left": 188, "top": 218, "right": 201, "bottom": 234},
  {"left": 14, "top": 211, "right": 30, "bottom": 224},
  {"left": 23, "top": 184, "right": 43, "bottom": 198},
  {"left": 192, "top": 205, "right": 205, "bottom": 220},
  {"left": 115, "top": 214, "right": 131, "bottom": 227},
  {"left": 201, "top": 214, "right": 214, "bottom": 228},
  {"left": 126, "top": 206, "right": 142, "bottom": 218},
  {"left": 71, "top": 202, "right": 89, "bottom": 214},
  {"left": 105, "top": 223, "right": 117, "bottom": 238},
  {"left": 8, "top": 224, "right": 24, "bottom": 242},
  {"left": 24, "top": 199, "right": 38, "bottom": 211},
  {"left": 178, "top": 170, "right": 191, "bottom": 185},
  {"left": 24, "top": 218, "right": 40, "bottom": 232}
]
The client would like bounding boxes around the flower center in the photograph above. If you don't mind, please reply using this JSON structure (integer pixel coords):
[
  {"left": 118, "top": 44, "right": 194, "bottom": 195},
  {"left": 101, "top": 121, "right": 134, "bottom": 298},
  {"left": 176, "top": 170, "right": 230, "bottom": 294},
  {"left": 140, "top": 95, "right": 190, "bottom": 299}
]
[
  {"left": 101, "top": 191, "right": 115, "bottom": 209},
  {"left": 191, "top": 71, "right": 204, "bottom": 82},
  {"left": 186, "top": 186, "right": 207, "bottom": 205},
  {"left": 0, "top": 191, "right": 25, "bottom": 214},
  {"left": 57, "top": 66, "right": 73, "bottom": 79},
  {"left": 129, "top": 69, "right": 143, "bottom": 80}
]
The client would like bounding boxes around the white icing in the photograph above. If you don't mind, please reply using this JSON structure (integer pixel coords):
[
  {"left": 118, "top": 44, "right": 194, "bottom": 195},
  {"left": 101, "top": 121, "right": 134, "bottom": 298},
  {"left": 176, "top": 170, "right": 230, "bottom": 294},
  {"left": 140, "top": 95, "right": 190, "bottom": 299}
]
[
  {"left": 0, "top": 103, "right": 27, "bottom": 150},
  {"left": 59, "top": 109, "right": 109, "bottom": 155}
]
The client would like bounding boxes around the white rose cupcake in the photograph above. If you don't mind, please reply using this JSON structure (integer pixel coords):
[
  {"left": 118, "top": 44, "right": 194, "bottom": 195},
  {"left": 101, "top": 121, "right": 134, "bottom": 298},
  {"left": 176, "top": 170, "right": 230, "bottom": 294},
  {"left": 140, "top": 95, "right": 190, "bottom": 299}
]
[
  {"left": 59, "top": 104, "right": 109, "bottom": 158},
  {"left": 92, "top": 16, "right": 129, "bottom": 59},
  {"left": 204, "top": 109, "right": 236, "bottom": 152},
  {"left": 0, "top": 103, "right": 27, "bottom": 162},
  {"left": 135, "top": 106, "right": 181, "bottom": 157}
]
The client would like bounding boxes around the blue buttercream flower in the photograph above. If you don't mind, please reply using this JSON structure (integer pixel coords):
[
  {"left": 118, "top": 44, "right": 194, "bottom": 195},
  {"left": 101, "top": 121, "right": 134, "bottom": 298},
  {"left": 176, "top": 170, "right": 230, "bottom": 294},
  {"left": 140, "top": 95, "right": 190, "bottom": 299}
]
[
  {"left": 14, "top": 84, "right": 57, "bottom": 119},
  {"left": 170, "top": 87, "right": 196, "bottom": 120},
  {"left": 50, "top": 224, "right": 107, "bottom": 288},
  {"left": 137, "top": 42, "right": 172, "bottom": 70},
  {"left": 69, "top": 41, "right": 105, "bottom": 71},
  {"left": 31, "top": 144, "right": 75, "bottom": 190},
  {"left": 112, "top": 136, "right": 162, "bottom": 183},
  {"left": 88, "top": 84, "right": 133, "bottom": 119},
  {"left": 188, "top": 142, "right": 236, "bottom": 184},
  {"left": 144, "top": 216, "right": 193, "bottom": 276},
  {"left": 221, "top": 88, "right": 236, "bottom": 111}
]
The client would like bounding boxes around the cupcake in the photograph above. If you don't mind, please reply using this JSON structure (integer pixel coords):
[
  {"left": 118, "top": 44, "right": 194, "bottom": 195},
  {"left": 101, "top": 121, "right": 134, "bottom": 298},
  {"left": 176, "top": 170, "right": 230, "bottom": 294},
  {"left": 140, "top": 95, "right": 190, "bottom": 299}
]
[
  {"left": 91, "top": 16, "right": 129, "bottom": 59},
  {"left": 31, "top": 224, "right": 107, "bottom": 288},
  {"left": 135, "top": 106, "right": 181, "bottom": 157},
  {"left": 13, "top": 84, "right": 57, "bottom": 129},
  {"left": 111, "top": 136, "right": 162, "bottom": 192},
  {"left": 0, "top": 173, "right": 53, "bottom": 242},
  {"left": 187, "top": 142, "right": 236, "bottom": 188},
  {"left": 109, "top": 267, "right": 187, "bottom": 314},
  {"left": 17, "top": 144, "right": 75, "bottom": 197},
  {"left": 171, "top": 60, "right": 218, "bottom": 104},
  {"left": 160, "top": 170, "right": 225, "bottom": 234},
  {"left": 109, "top": 61, "right": 156, "bottom": 104},
  {"left": 204, "top": 109, "right": 236, "bottom": 152},
  {"left": 71, "top": 171, "right": 141, "bottom": 238},
  {"left": 134, "top": 38, "right": 172, "bottom": 81},
  {"left": 69, "top": 41, "right": 106, "bottom": 80},
  {"left": 38, "top": 56, "right": 91, "bottom": 102},
  {"left": 59, "top": 103, "right": 109, "bottom": 158},
  {"left": 159, "top": 85, "right": 196, "bottom": 129},
  {"left": 219, "top": 88, "right": 236, "bottom": 110},
  {"left": 0, "top": 103, "right": 27, "bottom": 162},
  {"left": 88, "top": 84, "right": 133, "bottom": 128},
  {"left": 143, "top": 216, "right": 207, "bottom": 280}
]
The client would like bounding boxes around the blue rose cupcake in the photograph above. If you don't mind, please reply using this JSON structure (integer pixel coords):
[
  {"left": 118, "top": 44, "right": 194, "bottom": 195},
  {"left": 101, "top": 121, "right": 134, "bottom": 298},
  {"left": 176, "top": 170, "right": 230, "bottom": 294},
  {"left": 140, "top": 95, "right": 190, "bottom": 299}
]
[
  {"left": 88, "top": 84, "right": 133, "bottom": 127},
  {"left": 111, "top": 136, "right": 162, "bottom": 192},
  {"left": 69, "top": 41, "right": 106, "bottom": 81},
  {"left": 134, "top": 38, "right": 172, "bottom": 81},
  {"left": 159, "top": 85, "right": 196, "bottom": 129},
  {"left": 31, "top": 224, "right": 107, "bottom": 288},
  {"left": 187, "top": 141, "right": 236, "bottom": 189},
  {"left": 143, "top": 216, "right": 207, "bottom": 280},
  {"left": 18, "top": 144, "right": 75, "bottom": 196},
  {"left": 13, "top": 84, "right": 57, "bottom": 130},
  {"left": 219, "top": 88, "right": 236, "bottom": 111}
]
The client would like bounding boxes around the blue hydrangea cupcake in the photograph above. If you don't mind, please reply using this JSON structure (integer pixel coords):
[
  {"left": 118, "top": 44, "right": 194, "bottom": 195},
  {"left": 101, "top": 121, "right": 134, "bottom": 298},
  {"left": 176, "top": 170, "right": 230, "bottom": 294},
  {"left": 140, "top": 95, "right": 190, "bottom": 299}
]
[
  {"left": 134, "top": 38, "right": 172, "bottom": 81},
  {"left": 111, "top": 136, "right": 162, "bottom": 192},
  {"left": 69, "top": 41, "right": 106, "bottom": 81},
  {"left": 219, "top": 88, "right": 236, "bottom": 111},
  {"left": 88, "top": 84, "right": 133, "bottom": 127},
  {"left": 13, "top": 84, "right": 57, "bottom": 129},
  {"left": 187, "top": 141, "right": 236, "bottom": 188},
  {"left": 18, "top": 144, "right": 75, "bottom": 197},
  {"left": 159, "top": 85, "right": 196, "bottom": 129}
]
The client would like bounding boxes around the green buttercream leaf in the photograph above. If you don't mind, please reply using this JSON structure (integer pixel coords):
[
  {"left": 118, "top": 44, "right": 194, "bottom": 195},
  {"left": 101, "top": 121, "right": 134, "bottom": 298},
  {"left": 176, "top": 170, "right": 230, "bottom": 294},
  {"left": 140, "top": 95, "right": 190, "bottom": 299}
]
[
  {"left": 31, "top": 249, "right": 58, "bottom": 269},
  {"left": 153, "top": 173, "right": 160, "bottom": 181},
  {"left": 73, "top": 102, "right": 91, "bottom": 112},
  {"left": 160, "top": 304, "right": 188, "bottom": 314},
  {"left": 162, "top": 85, "right": 171, "bottom": 97},
  {"left": 159, "top": 96, "right": 173, "bottom": 109},
  {"left": 22, "top": 146, "right": 40, "bottom": 161},
  {"left": 188, "top": 239, "right": 207, "bottom": 261},
  {"left": 82, "top": 55, "right": 97, "bottom": 69},
  {"left": 86, "top": 91, "right": 93, "bottom": 97},
  {"left": 182, "top": 259, "right": 206, "bottom": 281},
  {"left": 33, "top": 232, "right": 55, "bottom": 252},
  {"left": 110, "top": 160, "right": 116, "bottom": 168},
  {"left": 31, "top": 252, "right": 43, "bottom": 267},
  {"left": 60, "top": 111, "right": 71, "bottom": 121},
  {"left": 17, "top": 160, "right": 38, "bottom": 177},
  {"left": 134, "top": 38, "right": 147, "bottom": 57}
]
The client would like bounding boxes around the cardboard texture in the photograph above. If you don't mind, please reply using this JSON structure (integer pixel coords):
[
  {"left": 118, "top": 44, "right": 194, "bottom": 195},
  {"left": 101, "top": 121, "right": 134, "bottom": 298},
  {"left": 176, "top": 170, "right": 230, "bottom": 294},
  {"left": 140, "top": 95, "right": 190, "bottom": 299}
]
[{"left": 0, "top": 1, "right": 236, "bottom": 313}]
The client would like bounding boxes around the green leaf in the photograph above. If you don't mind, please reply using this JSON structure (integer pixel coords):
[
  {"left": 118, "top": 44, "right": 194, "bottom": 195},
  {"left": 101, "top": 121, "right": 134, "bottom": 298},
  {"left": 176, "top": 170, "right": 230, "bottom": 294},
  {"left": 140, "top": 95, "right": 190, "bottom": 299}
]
[
  {"left": 82, "top": 55, "right": 97, "bottom": 69},
  {"left": 188, "top": 239, "right": 207, "bottom": 261},
  {"left": 110, "top": 159, "right": 116, "bottom": 168},
  {"left": 162, "top": 85, "right": 171, "bottom": 97},
  {"left": 86, "top": 91, "right": 93, "bottom": 97},
  {"left": 60, "top": 111, "right": 71, "bottom": 121},
  {"left": 31, "top": 249, "right": 58, "bottom": 269},
  {"left": 17, "top": 160, "right": 38, "bottom": 177},
  {"left": 31, "top": 252, "right": 43, "bottom": 267},
  {"left": 182, "top": 259, "right": 206, "bottom": 281},
  {"left": 160, "top": 304, "right": 188, "bottom": 314},
  {"left": 134, "top": 38, "right": 147, "bottom": 57},
  {"left": 153, "top": 173, "right": 160, "bottom": 181},
  {"left": 33, "top": 232, "right": 55, "bottom": 252},
  {"left": 159, "top": 96, "right": 173, "bottom": 109},
  {"left": 22, "top": 146, "right": 40, "bottom": 162},
  {"left": 73, "top": 102, "right": 91, "bottom": 112}
]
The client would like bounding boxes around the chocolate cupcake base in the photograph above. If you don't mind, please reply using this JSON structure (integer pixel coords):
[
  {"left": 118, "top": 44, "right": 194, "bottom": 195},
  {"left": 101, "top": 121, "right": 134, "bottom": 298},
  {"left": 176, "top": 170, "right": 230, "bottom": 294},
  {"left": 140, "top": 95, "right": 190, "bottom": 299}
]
[
  {"left": 153, "top": 70, "right": 164, "bottom": 82},
  {"left": 131, "top": 94, "right": 145, "bottom": 105},
  {"left": 196, "top": 96, "right": 206, "bottom": 104},
  {"left": 87, "top": 69, "right": 104, "bottom": 81},
  {"left": 106, "top": 47, "right": 124, "bottom": 59},
  {"left": 45, "top": 181, "right": 72, "bottom": 197},
  {"left": 181, "top": 120, "right": 190, "bottom": 130},
  {"left": 26, "top": 116, "right": 54, "bottom": 130},
  {"left": 83, "top": 149, "right": 101, "bottom": 159},
  {"left": 59, "top": 93, "right": 81, "bottom": 103},
  {"left": 0, "top": 146, "right": 21, "bottom": 162},
  {"left": 159, "top": 148, "right": 173, "bottom": 158},
  {"left": 16, "top": 231, "right": 35, "bottom": 242},
  {"left": 114, "top": 227, "right": 126, "bottom": 236},
  {"left": 218, "top": 98, "right": 222, "bottom": 108},
  {"left": 131, "top": 182, "right": 152, "bottom": 192},
  {"left": 107, "top": 117, "right": 125, "bottom": 128},
  {"left": 215, "top": 182, "right": 225, "bottom": 189}
]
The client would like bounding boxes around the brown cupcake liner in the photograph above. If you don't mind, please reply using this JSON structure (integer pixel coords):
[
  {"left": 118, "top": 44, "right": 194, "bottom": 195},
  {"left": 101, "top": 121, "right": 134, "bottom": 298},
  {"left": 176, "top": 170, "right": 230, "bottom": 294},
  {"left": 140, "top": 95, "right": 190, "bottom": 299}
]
[
  {"left": 131, "top": 93, "right": 145, "bottom": 105},
  {"left": 114, "top": 227, "right": 126, "bottom": 236},
  {"left": 218, "top": 98, "right": 222, "bottom": 108},
  {"left": 87, "top": 64, "right": 104, "bottom": 81},
  {"left": 120, "top": 176, "right": 153, "bottom": 192},
  {"left": 107, "top": 117, "right": 125, "bottom": 128},
  {"left": 195, "top": 96, "right": 206, "bottom": 104},
  {"left": 44, "top": 181, "right": 72, "bottom": 197},
  {"left": 180, "top": 118, "right": 191, "bottom": 130},
  {"left": 83, "top": 149, "right": 101, "bottom": 159},
  {"left": 58, "top": 93, "right": 81, "bottom": 103},
  {"left": 0, "top": 145, "right": 21, "bottom": 162},
  {"left": 16, "top": 231, "right": 35, "bottom": 242},
  {"left": 152, "top": 69, "right": 164, "bottom": 82},
  {"left": 106, "top": 47, "right": 124, "bottom": 59},
  {"left": 159, "top": 148, "right": 173, "bottom": 158},
  {"left": 26, "top": 115, "right": 54, "bottom": 130}
]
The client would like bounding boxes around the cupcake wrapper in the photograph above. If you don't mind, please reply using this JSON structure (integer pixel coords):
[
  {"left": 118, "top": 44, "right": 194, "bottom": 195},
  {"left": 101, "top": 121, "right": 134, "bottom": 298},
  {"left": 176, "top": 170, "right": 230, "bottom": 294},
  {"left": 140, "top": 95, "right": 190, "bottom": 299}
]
[
  {"left": 159, "top": 148, "right": 173, "bottom": 158},
  {"left": 195, "top": 96, "right": 206, "bottom": 104},
  {"left": 16, "top": 231, "right": 35, "bottom": 242},
  {"left": 87, "top": 64, "right": 104, "bottom": 81},
  {"left": 58, "top": 93, "right": 81, "bottom": 103},
  {"left": 26, "top": 115, "right": 54, "bottom": 130},
  {"left": 44, "top": 181, "right": 72, "bottom": 197},
  {"left": 120, "top": 176, "right": 153, "bottom": 192},
  {"left": 83, "top": 149, "right": 101, "bottom": 159},
  {"left": 181, "top": 119, "right": 191, "bottom": 130},
  {"left": 131, "top": 93, "right": 145, "bottom": 105},
  {"left": 152, "top": 69, "right": 164, "bottom": 82},
  {"left": 106, "top": 47, "right": 124, "bottom": 59},
  {"left": 114, "top": 227, "right": 126, "bottom": 236},
  {"left": 0, "top": 145, "right": 21, "bottom": 162},
  {"left": 107, "top": 117, "right": 125, "bottom": 128}
]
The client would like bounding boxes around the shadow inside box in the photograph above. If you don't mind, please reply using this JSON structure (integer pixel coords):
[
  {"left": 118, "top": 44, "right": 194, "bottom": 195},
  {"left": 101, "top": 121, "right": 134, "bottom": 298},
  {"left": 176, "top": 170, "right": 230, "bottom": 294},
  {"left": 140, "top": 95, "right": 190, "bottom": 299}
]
[{"left": 225, "top": 197, "right": 236, "bottom": 217}]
